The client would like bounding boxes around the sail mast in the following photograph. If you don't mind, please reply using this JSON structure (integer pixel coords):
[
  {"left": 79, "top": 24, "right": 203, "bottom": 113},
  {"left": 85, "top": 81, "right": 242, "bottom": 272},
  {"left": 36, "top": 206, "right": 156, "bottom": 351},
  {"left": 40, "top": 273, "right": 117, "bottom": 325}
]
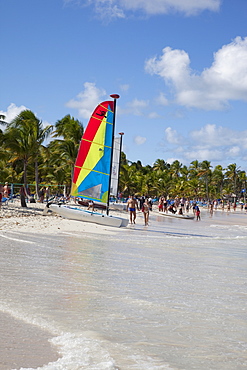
[{"left": 106, "top": 94, "right": 120, "bottom": 215}]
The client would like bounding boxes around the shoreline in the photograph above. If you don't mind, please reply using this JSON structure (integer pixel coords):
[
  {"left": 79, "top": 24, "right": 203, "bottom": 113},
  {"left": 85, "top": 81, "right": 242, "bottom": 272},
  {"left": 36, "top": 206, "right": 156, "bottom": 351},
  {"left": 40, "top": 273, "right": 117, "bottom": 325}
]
[{"left": 0, "top": 311, "right": 59, "bottom": 370}]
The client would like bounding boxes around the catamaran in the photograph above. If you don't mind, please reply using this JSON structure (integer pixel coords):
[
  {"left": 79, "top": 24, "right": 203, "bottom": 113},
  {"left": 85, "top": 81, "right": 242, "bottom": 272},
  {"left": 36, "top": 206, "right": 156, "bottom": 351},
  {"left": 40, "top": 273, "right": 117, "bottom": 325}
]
[{"left": 44, "top": 94, "right": 128, "bottom": 228}]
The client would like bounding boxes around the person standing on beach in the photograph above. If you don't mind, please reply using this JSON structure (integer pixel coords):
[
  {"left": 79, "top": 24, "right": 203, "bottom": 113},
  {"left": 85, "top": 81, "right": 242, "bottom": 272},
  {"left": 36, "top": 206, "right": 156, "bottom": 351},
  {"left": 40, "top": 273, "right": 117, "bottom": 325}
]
[
  {"left": 45, "top": 186, "right": 50, "bottom": 202},
  {"left": 39, "top": 187, "right": 45, "bottom": 203},
  {"left": 209, "top": 202, "right": 214, "bottom": 216},
  {"left": 3, "top": 182, "right": 9, "bottom": 198},
  {"left": 127, "top": 195, "right": 139, "bottom": 224},
  {"left": 20, "top": 185, "right": 27, "bottom": 207},
  {"left": 142, "top": 198, "right": 150, "bottom": 226},
  {"left": 158, "top": 196, "right": 164, "bottom": 212},
  {"left": 195, "top": 205, "right": 201, "bottom": 221}
]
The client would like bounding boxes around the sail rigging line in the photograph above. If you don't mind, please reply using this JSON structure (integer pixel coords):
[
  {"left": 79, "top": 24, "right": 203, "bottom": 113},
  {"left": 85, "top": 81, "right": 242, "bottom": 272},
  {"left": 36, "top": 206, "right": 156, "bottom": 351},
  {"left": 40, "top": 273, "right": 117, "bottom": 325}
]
[
  {"left": 106, "top": 94, "right": 120, "bottom": 215},
  {"left": 74, "top": 166, "right": 110, "bottom": 177},
  {"left": 116, "top": 132, "right": 124, "bottom": 198},
  {"left": 81, "top": 137, "right": 111, "bottom": 149}
]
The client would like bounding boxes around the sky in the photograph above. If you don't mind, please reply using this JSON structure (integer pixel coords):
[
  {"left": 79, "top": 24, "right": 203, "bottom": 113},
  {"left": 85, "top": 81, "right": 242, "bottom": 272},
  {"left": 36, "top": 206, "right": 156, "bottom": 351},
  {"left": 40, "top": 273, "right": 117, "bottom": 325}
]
[{"left": 1, "top": 0, "right": 247, "bottom": 172}]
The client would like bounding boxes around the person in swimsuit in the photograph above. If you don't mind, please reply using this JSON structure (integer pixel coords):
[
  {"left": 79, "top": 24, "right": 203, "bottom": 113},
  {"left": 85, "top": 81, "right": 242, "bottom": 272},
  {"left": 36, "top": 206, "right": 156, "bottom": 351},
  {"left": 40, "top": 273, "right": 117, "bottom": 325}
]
[
  {"left": 158, "top": 196, "right": 164, "bottom": 212},
  {"left": 142, "top": 198, "right": 149, "bottom": 226},
  {"left": 126, "top": 195, "right": 139, "bottom": 224}
]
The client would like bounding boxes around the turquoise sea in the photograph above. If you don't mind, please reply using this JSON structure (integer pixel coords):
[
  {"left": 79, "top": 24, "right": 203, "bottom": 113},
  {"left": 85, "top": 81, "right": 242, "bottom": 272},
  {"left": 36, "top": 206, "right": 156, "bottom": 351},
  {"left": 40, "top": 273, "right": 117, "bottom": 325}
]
[{"left": 0, "top": 210, "right": 247, "bottom": 369}]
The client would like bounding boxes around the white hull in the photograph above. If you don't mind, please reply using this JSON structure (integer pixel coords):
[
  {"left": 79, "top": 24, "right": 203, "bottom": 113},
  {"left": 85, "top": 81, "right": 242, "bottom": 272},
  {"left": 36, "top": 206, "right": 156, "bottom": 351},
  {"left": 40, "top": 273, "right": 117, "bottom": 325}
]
[
  {"left": 45, "top": 204, "right": 128, "bottom": 228},
  {"left": 155, "top": 211, "right": 194, "bottom": 220},
  {"left": 110, "top": 202, "right": 127, "bottom": 211}
]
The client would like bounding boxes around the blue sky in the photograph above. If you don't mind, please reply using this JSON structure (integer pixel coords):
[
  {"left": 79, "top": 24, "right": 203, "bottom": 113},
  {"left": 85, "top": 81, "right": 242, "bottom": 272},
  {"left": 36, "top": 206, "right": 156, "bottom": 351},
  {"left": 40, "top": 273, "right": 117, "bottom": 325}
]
[{"left": 1, "top": 0, "right": 247, "bottom": 171}]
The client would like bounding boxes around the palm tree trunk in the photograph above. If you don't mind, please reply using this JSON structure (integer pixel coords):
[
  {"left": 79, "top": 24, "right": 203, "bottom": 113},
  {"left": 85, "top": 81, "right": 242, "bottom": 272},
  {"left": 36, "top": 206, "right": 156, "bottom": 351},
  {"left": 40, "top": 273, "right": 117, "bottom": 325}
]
[
  {"left": 35, "top": 160, "right": 39, "bottom": 199},
  {"left": 23, "top": 158, "right": 28, "bottom": 189}
]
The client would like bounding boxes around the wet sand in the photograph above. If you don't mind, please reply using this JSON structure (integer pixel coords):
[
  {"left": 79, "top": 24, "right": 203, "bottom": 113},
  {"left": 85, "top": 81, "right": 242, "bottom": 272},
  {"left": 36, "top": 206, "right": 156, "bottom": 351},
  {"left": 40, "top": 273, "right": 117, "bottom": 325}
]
[{"left": 0, "top": 312, "right": 59, "bottom": 370}]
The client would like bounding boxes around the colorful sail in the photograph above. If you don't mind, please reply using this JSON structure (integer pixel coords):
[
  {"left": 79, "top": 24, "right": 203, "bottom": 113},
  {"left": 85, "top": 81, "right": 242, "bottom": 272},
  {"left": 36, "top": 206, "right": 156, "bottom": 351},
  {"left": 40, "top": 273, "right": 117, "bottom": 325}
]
[{"left": 71, "top": 100, "right": 114, "bottom": 203}]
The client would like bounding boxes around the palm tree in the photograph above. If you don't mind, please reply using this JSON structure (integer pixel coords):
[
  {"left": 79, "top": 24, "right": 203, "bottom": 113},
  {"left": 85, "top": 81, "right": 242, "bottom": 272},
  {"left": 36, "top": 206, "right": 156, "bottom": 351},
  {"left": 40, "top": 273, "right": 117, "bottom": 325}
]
[
  {"left": 170, "top": 160, "right": 182, "bottom": 178},
  {"left": 119, "top": 164, "right": 138, "bottom": 195},
  {"left": 198, "top": 160, "right": 212, "bottom": 200},
  {"left": 51, "top": 115, "right": 84, "bottom": 188},
  {"left": 189, "top": 160, "right": 200, "bottom": 179},
  {"left": 4, "top": 110, "right": 52, "bottom": 196},
  {"left": 212, "top": 165, "right": 225, "bottom": 198},
  {"left": 180, "top": 165, "right": 189, "bottom": 181},
  {"left": 153, "top": 159, "right": 170, "bottom": 172},
  {"left": 239, "top": 171, "right": 247, "bottom": 202},
  {"left": 225, "top": 163, "right": 241, "bottom": 196},
  {"left": 3, "top": 115, "right": 31, "bottom": 189},
  {"left": 52, "top": 114, "right": 84, "bottom": 143}
]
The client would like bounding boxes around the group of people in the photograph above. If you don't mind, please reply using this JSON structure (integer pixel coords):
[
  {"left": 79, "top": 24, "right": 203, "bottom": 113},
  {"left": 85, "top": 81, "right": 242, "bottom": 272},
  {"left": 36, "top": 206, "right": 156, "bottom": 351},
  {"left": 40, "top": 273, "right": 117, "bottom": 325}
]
[
  {"left": 38, "top": 186, "right": 51, "bottom": 203},
  {"left": 158, "top": 196, "right": 197, "bottom": 216},
  {"left": 126, "top": 195, "right": 202, "bottom": 225},
  {"left": 207, "top": 199, "right": 247, "bottom": 213},
  {"left": 126, "top": 195, "right": 152, "bottom": 225}
]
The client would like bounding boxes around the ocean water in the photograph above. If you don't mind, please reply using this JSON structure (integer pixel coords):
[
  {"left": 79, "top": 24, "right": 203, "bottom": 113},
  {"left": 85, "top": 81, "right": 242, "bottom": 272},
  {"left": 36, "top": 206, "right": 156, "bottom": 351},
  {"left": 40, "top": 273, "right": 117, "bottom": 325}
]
[{"left": 0, "top": 211, "right": 247, "bottom": 370}]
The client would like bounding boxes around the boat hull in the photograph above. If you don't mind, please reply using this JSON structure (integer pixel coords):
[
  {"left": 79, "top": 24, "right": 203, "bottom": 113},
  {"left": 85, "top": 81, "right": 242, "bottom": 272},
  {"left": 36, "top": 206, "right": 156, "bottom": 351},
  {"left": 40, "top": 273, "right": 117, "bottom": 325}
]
[
  {"left": 110, "top": 203, "right": 127, "bottom": 211},
  {"left": 78, "top": 200, "right": 127, "bottom": 211},
  {"left": 155, "top": 211, "right": 194, "bottom": 220},
  {"left": 78, "top": 200, "right": 106, "bottom": 210},
  {"left": 46, "top": 204, "right": 128, "bottom": 228}
]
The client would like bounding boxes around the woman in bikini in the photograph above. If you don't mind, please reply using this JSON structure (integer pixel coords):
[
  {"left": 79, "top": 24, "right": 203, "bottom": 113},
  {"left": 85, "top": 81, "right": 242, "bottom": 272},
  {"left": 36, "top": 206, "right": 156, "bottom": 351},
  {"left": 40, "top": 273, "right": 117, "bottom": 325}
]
[{"left": 142, "top": 198, "right": 150, "bottom": 226}]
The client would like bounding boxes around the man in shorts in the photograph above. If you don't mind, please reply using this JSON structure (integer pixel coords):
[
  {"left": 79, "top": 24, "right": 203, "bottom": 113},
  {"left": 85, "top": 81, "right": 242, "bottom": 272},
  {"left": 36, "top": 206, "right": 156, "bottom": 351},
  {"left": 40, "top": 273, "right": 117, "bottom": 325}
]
[{"left": 127, "top": 195, "right": 139, "bottom": 224}]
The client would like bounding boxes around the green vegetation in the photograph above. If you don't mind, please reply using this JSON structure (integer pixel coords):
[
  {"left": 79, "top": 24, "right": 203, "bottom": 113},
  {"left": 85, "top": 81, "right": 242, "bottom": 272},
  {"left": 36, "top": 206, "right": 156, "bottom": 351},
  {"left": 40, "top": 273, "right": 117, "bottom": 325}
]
[{"left": 1, "top": 110, "right": 246, "bottom": 201}]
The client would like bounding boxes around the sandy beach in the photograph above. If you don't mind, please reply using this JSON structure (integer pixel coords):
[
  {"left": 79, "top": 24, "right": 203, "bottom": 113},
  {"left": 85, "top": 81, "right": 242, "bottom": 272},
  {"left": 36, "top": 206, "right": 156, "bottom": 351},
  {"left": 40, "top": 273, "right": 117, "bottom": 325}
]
[
  {"left": 0, "top": 200, "right": 127, "bottom": 235},
  {"left": 1, "top": 199, "right": 247, "bottom": 232},
  {"left": 0, "top": 200, "right": 246, "bottom": 370}
]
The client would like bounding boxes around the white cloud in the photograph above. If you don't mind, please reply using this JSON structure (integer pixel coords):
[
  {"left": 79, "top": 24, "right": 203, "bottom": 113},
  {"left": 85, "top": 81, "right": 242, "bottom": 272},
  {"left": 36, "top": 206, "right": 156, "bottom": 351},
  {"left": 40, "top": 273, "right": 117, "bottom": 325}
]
[
  {"left": 166, "top": 157, "right": 182, "bottom": 164},
  {"left": 145, "top": 37, "right": 247, "bottom": 110},
  {"left": 0, "top": 103, "right": 28, "bottom": 124},
  {"left": 183, "top": 148, "right": 224, "bottom": 162},
  {"left": 126, "top": 98, "right": 149, "bottom": 116},
  {"left": 134, "top": 135, "right": 146, "bottom": 145},
  {"left": 165, "top": 127, "right": 183, "bottom": 145},
  {"left": 120, "top": 84, "right": 130, "bottom": 92},
  {"left": 190, "top": 124, "right": 247, "bottom": 148},
  {"left": 65, "top": 0, "right": 220, "bottom": 18},
  {"left": 148, "top": 112, "right": 160, "bottom": 119},
  {"left": 161, "top": 123, "right": 247, "bottom": 165},
  {"left": 66, "top": 82, "right": 107, "bottom": 119},
  {"left": 226, "top": 146, "right": 240, "bottom": 157},
  {"left": 155, "top": 92, "right": 169, "bottom": 106}
]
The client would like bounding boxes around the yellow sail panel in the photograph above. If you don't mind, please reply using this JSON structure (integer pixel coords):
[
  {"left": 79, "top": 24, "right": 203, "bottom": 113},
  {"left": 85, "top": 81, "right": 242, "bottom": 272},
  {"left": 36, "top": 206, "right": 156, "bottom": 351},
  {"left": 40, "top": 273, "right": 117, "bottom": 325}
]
[{"left": 75, "top": 116, "right": 106, "bottom": 189}]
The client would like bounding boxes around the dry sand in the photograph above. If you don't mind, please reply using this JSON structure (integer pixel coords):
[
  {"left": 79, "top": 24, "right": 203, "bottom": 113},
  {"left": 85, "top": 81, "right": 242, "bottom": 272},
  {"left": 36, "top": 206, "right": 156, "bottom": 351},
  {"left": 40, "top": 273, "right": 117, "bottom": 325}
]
[{"left": 0, "top": 199, "right": 129, "bottom": 235}]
